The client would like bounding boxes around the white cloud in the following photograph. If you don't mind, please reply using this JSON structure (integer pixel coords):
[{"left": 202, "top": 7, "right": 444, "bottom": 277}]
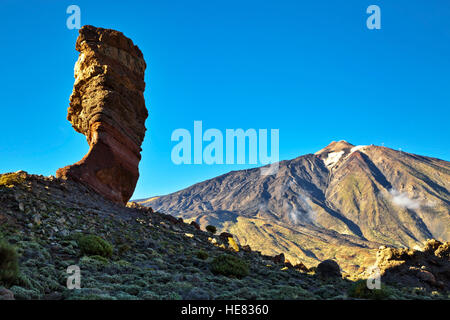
[
  {"left": 283, "top": 181, "right": 317, "bottom": 225},
  {"left": 388, "top": 189, "right": 421, "bottom": 210}
]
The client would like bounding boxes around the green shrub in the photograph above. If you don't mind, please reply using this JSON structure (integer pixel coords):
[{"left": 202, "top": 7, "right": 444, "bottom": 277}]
[
  {"left": 0, "top": 241, "right": 19, "bottom": 285},
  {"left": 196, "top": 250, "right": 208, "bottom": 260},
  {"left": 77, "top": 235, "right": 113, "bottom": 258},
  {"left": 0, "top": 172, "right": 26, "bottom": 187},
  {"left": 118, "top": 244, "right": 131, "bottom": 256},
  {"left": 210, "top": 254, "right": 249, "bottom": 279},
  {"left": 348, "top": 279, "right": 392, "bottom": 300},
  {"left": 206, "top": 225, "right": 217, "bottom": 234},
  {"left": 90, "top": 255, "right": 109, "bottom": 264},
  {"left": 10, "top": 286, "right": 40, "bottom": 300}
]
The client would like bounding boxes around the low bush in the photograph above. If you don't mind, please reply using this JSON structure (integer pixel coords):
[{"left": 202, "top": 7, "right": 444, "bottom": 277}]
[
  {"left": 77, "top": 235, "right": 113, "bottom": 258},
  {"left": 0, "top": 241, "right": 19, "bottom": 285},
  {"left": 348, "top": 279, "right": 392, "bottom": 300},
  {"left": 210, "top": 254, "right": 249, "bottom": 279},
  {"left": 196, "top": 250, "right": 208, "bottom": 260},
  {"left": 90, "top": 255, "right": 109, "bottom": 264},
  {"left": 118, "top": 244, "right": 131, "bottom": 256},
  {"left": 0, "top": 172, "right": 26, "bottom": 187}
]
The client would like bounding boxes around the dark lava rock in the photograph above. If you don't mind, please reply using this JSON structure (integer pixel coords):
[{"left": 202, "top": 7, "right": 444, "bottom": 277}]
[
  {"left": 316, "top": 259, "right": 341, "bottom": 278},
  {"left": 272, "top": 253, "right": 285, "bottom": 264}
]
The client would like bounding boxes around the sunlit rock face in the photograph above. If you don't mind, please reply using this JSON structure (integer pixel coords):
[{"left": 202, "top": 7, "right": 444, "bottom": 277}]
[{"left": 56, "top": 25, "right": 148, "bottom": 205}]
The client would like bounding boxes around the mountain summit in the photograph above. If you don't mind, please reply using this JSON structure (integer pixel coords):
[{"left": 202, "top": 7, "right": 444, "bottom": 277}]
[
  {"left": 139, "top": 142, "right": 450, "bottom": 274},
  {"left": 315, "top": 140, "right": 369, "bottom": 170},
  {"left": 316, "top": 140, "right": 355, "bottom": 155}
]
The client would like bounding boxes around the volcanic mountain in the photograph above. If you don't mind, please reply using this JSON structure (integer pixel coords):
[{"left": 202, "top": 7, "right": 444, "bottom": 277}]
[{"left": 139, "top": 141, "right": 450, "bottom": 275}]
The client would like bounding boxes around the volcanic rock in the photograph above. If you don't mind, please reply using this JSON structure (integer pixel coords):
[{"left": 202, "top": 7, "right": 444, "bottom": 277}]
[
  {"left": 56, "top": 25, "right": 148, "bottom": 204},
  {"left": 316, "top": 259, "right": 342, "bottom": 278},
  {"left": 293, "top": 262, "right": 309, "bottom": 272},
  {"left": 0, "top": 287, "right": 14, "bottom": 300},
  {"left": 219, "top": 232, "right": 234, "bottom": 241},
  {"left": 375, "top": 239, "right": 450, "bottom": 291},
  {"left": 190, "top": 221, "right": 201, "bottom": 230},
  {"left": 272, "top": 253, "right": 286, "bottom": 264}
]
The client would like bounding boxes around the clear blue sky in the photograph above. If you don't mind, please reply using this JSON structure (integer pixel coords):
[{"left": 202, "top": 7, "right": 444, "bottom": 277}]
[{"left": 0, "top": 0, "right": 449, "bottom": 199}]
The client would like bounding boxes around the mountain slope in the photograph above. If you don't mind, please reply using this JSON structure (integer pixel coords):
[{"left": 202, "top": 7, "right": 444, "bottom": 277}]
[
  {"left": 140, "top": 141, "right": 450, "bottom": 274},
  {"left": 1, "top": 171, "right": 448, "bottom": 300}
]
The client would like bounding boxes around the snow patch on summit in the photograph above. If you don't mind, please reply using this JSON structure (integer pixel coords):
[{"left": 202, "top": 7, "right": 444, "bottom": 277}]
[
  {"left": 324, "top": 151, "right": 345, "bottom": 168},
  {"left": 350, "top": 145, "right": 368, "bottom": 154},
  {"left": 322, "top": 145, "right": 369, "bottom": 169}
]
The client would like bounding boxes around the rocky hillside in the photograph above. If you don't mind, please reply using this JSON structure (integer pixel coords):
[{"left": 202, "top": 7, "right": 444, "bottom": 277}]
[
  {"left": 0, "top": 171, "right": 448, "bottom": 300},
  {"left": 140, "top": 141, "right": 450, "bottom": 274}
]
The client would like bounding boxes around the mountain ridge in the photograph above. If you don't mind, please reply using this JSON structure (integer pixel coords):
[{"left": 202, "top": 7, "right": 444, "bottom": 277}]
[
  {"left": 139, "top": 142, "right": 450, "bottom": 274},
  {"left": 1, "top": 171, "right": 448, "bottom": 299}
]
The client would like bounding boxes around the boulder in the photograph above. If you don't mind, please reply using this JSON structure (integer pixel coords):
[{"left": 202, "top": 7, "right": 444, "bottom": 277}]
[
  {"left": 375, "top": 239, "right": 450, "bottom": 291},
  {"left": 434, "top": 242, "right": 449, "bottom": 260},
  {"left": 272, "top": 253, "right": 285, "bottom": 264},
  {"left": 56, "top": 25, "right": 148, "bottom": 205},
  {"left": 316, "top": 259, "right": 341, "bottom": 278},
  {"left": 190, "top": 221, "right": 201, "bottom": 230},
  {"left": 423, "top": 239, "right": 442, "bottom": 254},
  {"left": 293, "top": 262, "right": 309, "bottom": 272},
  {"left": 418, "top": 270, "right": 436, "bottom": 285},
  {"left": 219, "top": 232, "right": 234, "bottom": 241},
  {"left": 0, "top": 287, "right": 14, "bottom": 300},
  {"left": 163, "top": 214, "right": 180, "bottom": 225}
]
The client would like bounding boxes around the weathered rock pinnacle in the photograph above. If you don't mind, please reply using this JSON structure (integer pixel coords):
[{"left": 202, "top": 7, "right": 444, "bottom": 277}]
[{"left": 56, "top": 25, "right": 148, "bottom": 204}]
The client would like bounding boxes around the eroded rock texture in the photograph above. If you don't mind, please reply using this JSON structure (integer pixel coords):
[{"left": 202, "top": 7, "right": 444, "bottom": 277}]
[
  {"left": 376, "top": 240, "right": 450, "bottom": 291},
  {"left": 56, "top": 25, "right": 148, "bottom": 204}
]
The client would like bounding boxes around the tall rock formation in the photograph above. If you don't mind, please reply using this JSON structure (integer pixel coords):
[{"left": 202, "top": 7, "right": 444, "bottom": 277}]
[{"left": 56, "top": 25, "right": 148, "bottom": 204}]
